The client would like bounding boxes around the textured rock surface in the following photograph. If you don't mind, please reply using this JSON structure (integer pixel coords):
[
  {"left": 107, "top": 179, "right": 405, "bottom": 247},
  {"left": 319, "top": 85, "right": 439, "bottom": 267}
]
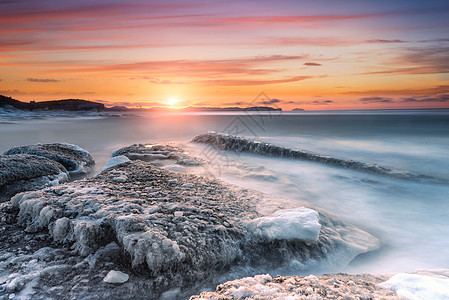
[
  {"left": 4, "top": 143, "right": 95, "bottom": 176},
  {"left": 112, "top": 143, "right": 205, "bottom": 166},
  {"left": 190, "top": 273, "right": 401, "bottom": 300},
  {"left": 192, "top": 132, "right": 436, "bottom": 181},
  {"left": 0, "top": 154, "right": 68, "bottom": 202},
  {"left": 9, "top": 158, "right": 380, "bottom": 297}
]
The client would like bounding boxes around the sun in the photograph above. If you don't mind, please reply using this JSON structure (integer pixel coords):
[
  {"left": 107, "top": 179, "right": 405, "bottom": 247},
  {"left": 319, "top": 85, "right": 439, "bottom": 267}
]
[{"left": 166, "top": 98, "right": 181, "bottom": 107}]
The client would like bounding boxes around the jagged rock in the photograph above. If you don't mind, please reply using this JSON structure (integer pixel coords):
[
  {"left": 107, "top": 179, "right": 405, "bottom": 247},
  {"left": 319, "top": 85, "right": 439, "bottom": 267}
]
[
  {"left": 4, "top": 143, "right": 95, "bottom": 176},
  {"left": 111, "top": 143, "right": 204, "bottom": 166},
  {"left": 0, "top": 154, "right": 68, "bottom": 202},
  {"left": 11, "top": 158, "right": 379, "bottom": 297}
]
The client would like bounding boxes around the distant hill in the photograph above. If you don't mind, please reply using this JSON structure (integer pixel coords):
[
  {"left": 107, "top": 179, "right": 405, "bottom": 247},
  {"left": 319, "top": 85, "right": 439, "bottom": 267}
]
[
  {"left": 0, "top": 95, "right": 282, "bottom": 112},
  {"left": 0, "top": 95, "right": 105, "bottom": 111}
]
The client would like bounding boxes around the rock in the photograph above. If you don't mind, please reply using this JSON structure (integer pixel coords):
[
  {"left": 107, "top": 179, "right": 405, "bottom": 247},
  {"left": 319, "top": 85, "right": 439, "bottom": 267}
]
[
  {"left": 192, "top": 132, "right": 432, "bottom": 181},
  {"left": 0, "top": 154, "right": 68, "bottom": 202},
  {"left": 103, "top": 270, "right": 129, "bottom": 284},
  {"left": 4, "top": 143, "right": 95, "bottom": 176},
  {"left": 11, "top": 157, "right": 380, "bottom": 296},
  {"left": 112, "top": 143, "right": 205, "bottom": 166},
  {"left": 101, "top": 155, "right": 131, "bottom": 171},
  {"left": 190, "top": 273, "right": 401, "bottom": 299}
]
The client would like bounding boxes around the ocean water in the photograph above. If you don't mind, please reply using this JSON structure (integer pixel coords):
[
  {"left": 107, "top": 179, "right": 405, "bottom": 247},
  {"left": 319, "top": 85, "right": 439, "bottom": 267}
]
[{"left": 1, "top": 109, "right": 449, "bottom": 275}]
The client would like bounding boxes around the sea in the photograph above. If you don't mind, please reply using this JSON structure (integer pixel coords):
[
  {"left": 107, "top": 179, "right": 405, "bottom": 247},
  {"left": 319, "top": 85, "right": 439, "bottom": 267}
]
[{"left": 1, "top": 108, "right": 449, "bottom": 276}]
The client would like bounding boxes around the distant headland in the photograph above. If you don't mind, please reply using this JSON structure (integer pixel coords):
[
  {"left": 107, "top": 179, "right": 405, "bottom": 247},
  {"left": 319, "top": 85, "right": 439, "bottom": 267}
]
[{"left": 0, "top": 95, "right": 282, "bottom": 112}]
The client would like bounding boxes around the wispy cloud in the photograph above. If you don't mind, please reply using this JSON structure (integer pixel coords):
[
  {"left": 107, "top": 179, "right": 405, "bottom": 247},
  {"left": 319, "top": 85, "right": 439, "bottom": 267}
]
[
  {"left": 202, "top": 75, "right": 322, "bottom": 86},
  {"left": 285, "top": 100, "right": 334, "bottom": 105},
  {"left": 365, "top": 39, "right": 407, "bottom": 43},
  {"left": 259, "top": 98, "right": 282, "bottom": 105},
  {"left": 304, "top": 62, "right": 322, "bottom": 66},
  {"left": 0, "top": 89, "right": 25, "bottom": 95},
  {"left": 45, "top": 55, "right": 307, "bottom": 77},
  {"left": 401, "top": 94, "right": 449, "bottom": 103},
  {"left": 360, "top": 97, "right": 394, "bottom": 103},
  {"left": 27, "top": 77, "right": 60, "bottom": 83}
]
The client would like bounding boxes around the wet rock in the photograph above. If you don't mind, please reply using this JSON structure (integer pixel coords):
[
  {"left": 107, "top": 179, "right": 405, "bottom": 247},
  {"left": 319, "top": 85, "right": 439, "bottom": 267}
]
[
  {"left": 111, "top": 143, "right": 204, "bottom": 166},
  {"left": 11, "top": 158, "right": 380, "bottom": 297},
  {"left": 192, "top": 132, "right": 435, "bottom": 181},
  {"left": 0, "top": 154, "right": 68, "bottom": 202},
  {"left": 4, "top": 143, "right": 95, "bottom": 176}
]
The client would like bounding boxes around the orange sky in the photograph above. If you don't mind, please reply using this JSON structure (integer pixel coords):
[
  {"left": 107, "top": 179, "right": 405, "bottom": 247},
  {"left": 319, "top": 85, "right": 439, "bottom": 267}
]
[{"left": 0, "top": 0, "right": 448, "bottom": 110}]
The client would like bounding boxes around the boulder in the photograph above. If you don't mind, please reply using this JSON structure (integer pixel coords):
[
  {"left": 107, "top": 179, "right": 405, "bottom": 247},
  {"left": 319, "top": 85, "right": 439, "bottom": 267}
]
[
  {"left": 0, "top": 154, "right": 68, "bottom": 202},
  {"left": 4, "top": 143, "right": 95, "bottom": 176}
]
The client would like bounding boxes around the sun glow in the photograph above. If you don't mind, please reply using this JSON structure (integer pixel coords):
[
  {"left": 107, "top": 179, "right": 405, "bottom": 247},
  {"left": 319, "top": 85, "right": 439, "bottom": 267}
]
[{"left": 166, "top": 98, "right": 181, "bottom": 107}]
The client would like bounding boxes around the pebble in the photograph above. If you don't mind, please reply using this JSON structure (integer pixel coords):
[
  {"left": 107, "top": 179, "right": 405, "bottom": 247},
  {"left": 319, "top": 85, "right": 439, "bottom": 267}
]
[{"left": 103, "top": 270, "right": 129, "bottom": 284}]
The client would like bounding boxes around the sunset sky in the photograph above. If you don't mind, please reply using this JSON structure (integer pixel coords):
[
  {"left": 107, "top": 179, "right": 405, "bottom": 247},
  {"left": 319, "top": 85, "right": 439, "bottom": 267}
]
[{"left": 1, "top": 0, "right": 448, "bottom": 110}]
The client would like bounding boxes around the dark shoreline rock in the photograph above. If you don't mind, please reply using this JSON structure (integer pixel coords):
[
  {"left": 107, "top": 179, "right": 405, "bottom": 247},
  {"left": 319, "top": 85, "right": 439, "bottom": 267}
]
[
  {"left": 4, "top": 143, "right": 95, "bottom": 176},
  {"left": 0, "top": 154, "right": 68, "bottom": 202},
  {"left": 192, "top": 132, "right": 440, "bottom": 182}
]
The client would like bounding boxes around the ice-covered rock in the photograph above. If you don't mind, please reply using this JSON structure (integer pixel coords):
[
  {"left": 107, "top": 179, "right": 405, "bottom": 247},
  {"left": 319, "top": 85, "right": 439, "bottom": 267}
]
[
  {"left": 9, "top": 157, "right": 380, "bottom": 297},
  {"left": 112, "top": 143, "right": 204, "bottom": 166},
  {"left": 0, "top": 154, "right": 68, "bottom": 202},
  {"left": 4, "top": 143, "right": 95, "bottom": 176},
  {"left": 380, "top": 273, "right": 449, "bottom": 300},
  {"left": 103, "top": 270, "right": 129, "bottom": 284},
  {"left": 101, "top": 155, "right": 131, "bottom": 171},
  {"left": 191, "top": 273, "right": 401, "bottom": 299},
  {"left": 247, "top": 207, "right": 321, "bottom": 242}
]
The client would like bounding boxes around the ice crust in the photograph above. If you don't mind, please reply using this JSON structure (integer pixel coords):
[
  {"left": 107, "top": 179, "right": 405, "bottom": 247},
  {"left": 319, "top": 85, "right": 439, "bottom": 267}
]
[
  {"left": 10, "top": 158, "right": 380, "bottom": 296},
  {"left": 248, "top": 207, "right": 321, "bottom": 242},
  {"left": 380, "top": 273, "right": 449, "bottom": 300}
]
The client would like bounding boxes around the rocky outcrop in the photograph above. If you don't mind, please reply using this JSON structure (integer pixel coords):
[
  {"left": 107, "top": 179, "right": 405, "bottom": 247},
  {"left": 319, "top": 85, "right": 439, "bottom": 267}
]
[
  {"left": 10, "top": 157, "right": 380, "bottom": 297},
  {"left": 192, "top": 133, "right": 435, "bottom": 181},
  {"left": 111, "top": 143, "right": 204, "bottom": 166},
  {"left": 4, "top": 143, "right": 95, "bottom": 176},
  {"left": 0, "top": 154, "right": 68, "bottom": 202}
]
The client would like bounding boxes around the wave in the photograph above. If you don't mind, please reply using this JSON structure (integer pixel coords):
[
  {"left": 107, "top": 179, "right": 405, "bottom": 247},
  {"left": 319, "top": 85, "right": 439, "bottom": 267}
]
[{"left": 192, "top": 133, "right": 441, "bottom": 182}]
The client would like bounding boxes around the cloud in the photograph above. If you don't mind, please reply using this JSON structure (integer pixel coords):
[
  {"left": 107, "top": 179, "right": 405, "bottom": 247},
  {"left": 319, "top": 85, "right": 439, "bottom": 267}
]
[
  {"left": 401, "top": 94, "right": 449, "bottom": 103},
  {"left": 130, "top": 76, "right": 187, "bottom": 85},
  {"left": 342, "top": 85, "right": 449, "bottom": 96},
  {"left": 303, "top": 62, "right": 322, "bottom": 66},
  {"left": 27, "top": 77, "right": 60, "bottom": 82},
  {"left": 259, "top": 98, "right": 282, "bottom": 105},
  {"left": 285, "top": 100, "right": 334, "bottom": 105},
  {"left": 222, "top": 101, "right": 246, "bottom": 106},
  {"left": 202, "top": 75, "right": 320, "bottom": 86},
  {"left": 361, "top": 46, "right": 449, "bottom": 76},
  {"left": 0, "top": 89, "right": 25, "bottom": 95},
  {"left": 359, "top": 97, "right": 394, "bottom": 103},
  {"left": 365, "top": 39, "right": 407, "bottom": 43},
  {"left": 47, "top": 55, "right": 305, "bottom": 77}
]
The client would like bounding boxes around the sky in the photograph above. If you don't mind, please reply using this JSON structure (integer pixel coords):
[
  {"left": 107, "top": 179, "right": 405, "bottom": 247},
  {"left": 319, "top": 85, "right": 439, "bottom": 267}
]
[{"left": 0, "top": 0, "right": 448, "bottom": 110}]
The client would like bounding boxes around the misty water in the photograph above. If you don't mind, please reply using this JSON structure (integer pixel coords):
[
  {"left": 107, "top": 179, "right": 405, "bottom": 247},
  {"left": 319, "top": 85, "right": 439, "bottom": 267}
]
[{"left": 1, "top": 110, "right": 448, "bottom": 275}]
